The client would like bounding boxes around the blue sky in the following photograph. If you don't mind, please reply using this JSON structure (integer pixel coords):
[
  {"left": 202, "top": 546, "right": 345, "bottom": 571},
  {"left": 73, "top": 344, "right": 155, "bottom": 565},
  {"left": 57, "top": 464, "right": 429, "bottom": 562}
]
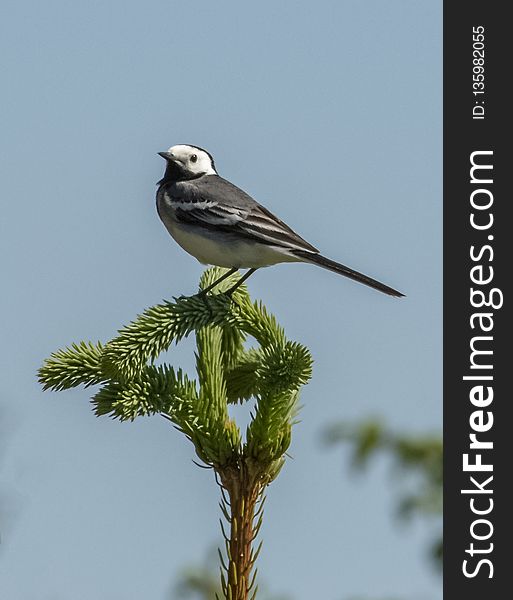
[{"left": 0, "top": 1, "right": 441, "bottom": 598}]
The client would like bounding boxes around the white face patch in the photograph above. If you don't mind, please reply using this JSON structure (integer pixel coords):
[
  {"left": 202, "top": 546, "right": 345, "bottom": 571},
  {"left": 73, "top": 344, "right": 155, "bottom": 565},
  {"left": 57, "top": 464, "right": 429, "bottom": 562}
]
[{"left": 167, "top": 144, "right": 217, "bottom": 176}]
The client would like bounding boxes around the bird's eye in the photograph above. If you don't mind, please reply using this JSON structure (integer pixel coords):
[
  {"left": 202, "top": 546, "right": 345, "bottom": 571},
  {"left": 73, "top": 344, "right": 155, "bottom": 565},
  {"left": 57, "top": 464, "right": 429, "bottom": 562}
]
[{"left": 190, "top": 154, "right": 198, "bottom": 163}]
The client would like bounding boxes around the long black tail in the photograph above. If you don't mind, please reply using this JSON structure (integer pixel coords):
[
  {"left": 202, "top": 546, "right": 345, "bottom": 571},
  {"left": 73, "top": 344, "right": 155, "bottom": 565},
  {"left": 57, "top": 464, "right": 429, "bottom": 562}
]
[{"left": 293, "top": 250, "right": 404, "bottom": 298}]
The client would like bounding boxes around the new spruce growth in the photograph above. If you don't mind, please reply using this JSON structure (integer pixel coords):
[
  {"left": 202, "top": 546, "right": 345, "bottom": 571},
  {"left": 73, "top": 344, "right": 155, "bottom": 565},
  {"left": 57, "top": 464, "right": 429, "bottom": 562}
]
[{"left": 39, "top": 267, "right": 313, "bottom": 600}]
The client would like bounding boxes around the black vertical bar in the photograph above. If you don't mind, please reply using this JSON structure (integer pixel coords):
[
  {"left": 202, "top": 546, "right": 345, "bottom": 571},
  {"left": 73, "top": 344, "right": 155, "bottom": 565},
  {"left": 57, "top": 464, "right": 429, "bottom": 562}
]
[{"left": 444, "top": 3, "right": 510, "bottom": 598}]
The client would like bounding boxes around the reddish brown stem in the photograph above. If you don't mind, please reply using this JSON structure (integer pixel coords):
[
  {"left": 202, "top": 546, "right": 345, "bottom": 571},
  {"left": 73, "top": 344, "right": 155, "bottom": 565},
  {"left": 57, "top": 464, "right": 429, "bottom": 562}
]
[{"left": 220, "top": 465, "right": 262, "bottom": 600}]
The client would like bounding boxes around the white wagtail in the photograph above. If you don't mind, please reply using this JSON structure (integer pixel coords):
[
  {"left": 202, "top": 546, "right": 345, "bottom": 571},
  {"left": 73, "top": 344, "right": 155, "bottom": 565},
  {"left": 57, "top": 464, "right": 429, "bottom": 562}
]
[{"left": 156, "top": 144, "right": 404, "bottom": 297}]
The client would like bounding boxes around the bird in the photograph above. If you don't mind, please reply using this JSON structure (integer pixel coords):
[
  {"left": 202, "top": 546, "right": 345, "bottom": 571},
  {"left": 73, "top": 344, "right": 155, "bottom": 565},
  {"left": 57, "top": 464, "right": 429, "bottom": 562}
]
[{"left": 156, "top": 144, "right": 404, "bottom": 298}]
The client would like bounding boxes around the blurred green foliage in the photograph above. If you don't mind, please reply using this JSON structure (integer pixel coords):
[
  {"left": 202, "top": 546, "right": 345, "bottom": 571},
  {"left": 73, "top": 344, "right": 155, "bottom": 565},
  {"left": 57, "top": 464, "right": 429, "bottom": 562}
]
[{"left": 324, "top": 418, "right": 442, "bottom": 568}]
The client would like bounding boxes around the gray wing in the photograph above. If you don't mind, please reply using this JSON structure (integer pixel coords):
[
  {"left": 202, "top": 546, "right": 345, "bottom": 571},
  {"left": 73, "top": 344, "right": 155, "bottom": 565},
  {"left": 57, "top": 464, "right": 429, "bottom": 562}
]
[{"left": 165, "top": 175, "right": 318, "bottom": 253}]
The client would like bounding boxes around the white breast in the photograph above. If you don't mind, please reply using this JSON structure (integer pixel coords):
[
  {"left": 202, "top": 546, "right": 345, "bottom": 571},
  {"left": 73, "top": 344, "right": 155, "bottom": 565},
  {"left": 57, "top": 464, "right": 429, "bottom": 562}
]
[{"left": 160, "top": 212, "right": 299, "bottom": 269}]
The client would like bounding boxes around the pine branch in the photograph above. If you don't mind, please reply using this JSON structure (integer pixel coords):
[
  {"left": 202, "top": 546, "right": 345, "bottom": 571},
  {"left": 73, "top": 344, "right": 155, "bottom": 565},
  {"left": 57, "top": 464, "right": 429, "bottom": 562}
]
[
  {"left": 257, "top": 341, "right": 313, "bottom": 393},
  {"left": 196, "top": 325, "right": 228, "bottom": 417},
  {"left": 245, "top": 389, "right": 298, "bottom": 466},
  {"left": 102, "top": 294, "right": 237, "bottom": 379},
  {"left": 232, "top": 299, "right": 286, "bottom": 349},
  {"left": 101, "top": 268, "right": 251, "bottom": 380},
  {"left": 39, "top": 266, "right": 314, "bottom": 599},
  {"left": 195, "top": 324, "right": 242, "bottom": 465},
  {"left": 225, "top": 349, "right": 263, "bottom": 404},
  {"left": 244, "top": 341, "right": 312, "bottom": 465},
  {"left": 91, "top": 364, "right": 197, "bottom": 422},
  {"left": 38, "top": 341, "right": 106, "bottom": 391},
  {"left": 225, "top": 341, "right": 312, "bottom": 405}
]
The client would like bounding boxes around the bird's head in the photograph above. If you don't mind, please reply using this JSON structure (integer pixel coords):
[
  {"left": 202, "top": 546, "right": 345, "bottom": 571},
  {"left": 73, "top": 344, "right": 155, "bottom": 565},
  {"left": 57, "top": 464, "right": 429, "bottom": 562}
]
[{"left": 158, "top": 144, "right": 217, "bottom": 183}]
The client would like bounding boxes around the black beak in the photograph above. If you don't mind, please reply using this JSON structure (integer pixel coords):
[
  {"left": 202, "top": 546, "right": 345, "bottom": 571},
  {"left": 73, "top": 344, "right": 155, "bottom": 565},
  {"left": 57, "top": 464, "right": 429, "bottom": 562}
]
[{"left": 158, "top": 151, "right": 175, "bottom": 161}]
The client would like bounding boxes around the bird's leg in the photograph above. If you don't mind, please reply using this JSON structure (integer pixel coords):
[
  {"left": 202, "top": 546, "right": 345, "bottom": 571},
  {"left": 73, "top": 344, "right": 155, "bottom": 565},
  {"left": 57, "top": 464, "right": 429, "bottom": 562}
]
[
  {"left": 225, "top": 268, "right": 258, "bottom": 296},
  {"left": 199, "top": 267, "right": 238, "bottom": 296}
]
